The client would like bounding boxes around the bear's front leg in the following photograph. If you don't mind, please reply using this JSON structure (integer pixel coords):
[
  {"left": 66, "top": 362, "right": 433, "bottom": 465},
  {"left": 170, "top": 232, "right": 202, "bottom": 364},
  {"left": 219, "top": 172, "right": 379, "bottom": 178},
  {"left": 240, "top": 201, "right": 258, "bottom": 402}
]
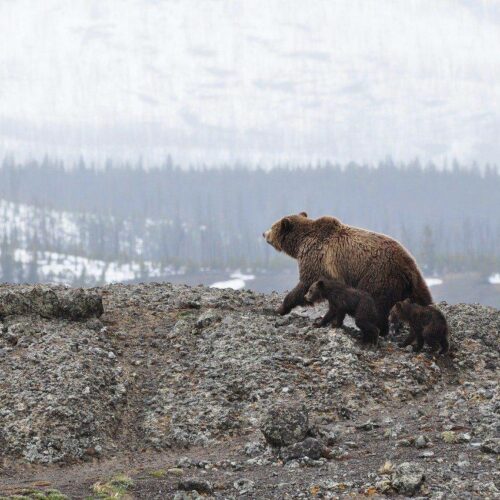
[{"left": 277, "top": 281, "right": 309, "bottom": 315}]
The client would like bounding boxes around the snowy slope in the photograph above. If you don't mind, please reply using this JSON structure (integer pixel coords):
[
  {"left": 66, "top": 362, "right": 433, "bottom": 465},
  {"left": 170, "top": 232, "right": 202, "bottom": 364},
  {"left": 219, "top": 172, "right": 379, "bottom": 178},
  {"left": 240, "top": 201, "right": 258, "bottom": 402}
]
[
  {"left": 0, "top": 199, "right": 182, "bottom": 285},
  {"left": 0, "top": 1, "right": 500, "bottom": 165}
]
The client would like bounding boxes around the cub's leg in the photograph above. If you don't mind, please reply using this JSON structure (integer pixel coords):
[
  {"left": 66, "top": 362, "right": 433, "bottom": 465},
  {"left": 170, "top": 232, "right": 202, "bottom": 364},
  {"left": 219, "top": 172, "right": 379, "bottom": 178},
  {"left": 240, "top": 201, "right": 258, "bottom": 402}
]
[
  {"left": 355, "top": 316, "right": 380, "bottom": 346},
  {"left": 422, "top": 324, "right": 449, "bottom": 355},
  {"left": 413, "top": 329, "right": 425, "bottom": 352},
  {"left": 334, "top": 309, "right": 346, "bottom": 327},
  {"left": 277, "top": 281, "right": 309, "bottom": 315},
  {"left": 439, "top": 334, "right": 450, "bottom": 355},
  {"left": 314, "top": 306, "right": 337, "bottom": 328},
  {"left": 399, "top": 327, "right": 417, "bottom": 348}
]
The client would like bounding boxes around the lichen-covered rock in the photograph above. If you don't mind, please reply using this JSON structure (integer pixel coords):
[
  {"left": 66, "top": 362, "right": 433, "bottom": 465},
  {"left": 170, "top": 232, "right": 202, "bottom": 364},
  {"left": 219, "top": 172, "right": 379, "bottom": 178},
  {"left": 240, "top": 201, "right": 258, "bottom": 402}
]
[
  {"left": 391, "top": 462, "right": 425, "bottom": 496},
  {"left": 0, "top": 285, "right": 103, "bottom": 320},
  {"left": 280, "top": 437, "right": 324, "bottom": 461},
  {"left": 58, "top": 288, "right": 104, "bottom": 320},
  {"left": 261, "top": 404, "right": 310, "bottom": 447}
]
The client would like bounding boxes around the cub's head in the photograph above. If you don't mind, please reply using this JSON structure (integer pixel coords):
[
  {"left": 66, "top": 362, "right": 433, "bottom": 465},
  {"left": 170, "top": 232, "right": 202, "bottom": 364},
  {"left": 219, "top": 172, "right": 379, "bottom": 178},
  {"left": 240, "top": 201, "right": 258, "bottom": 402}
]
[
  {"left": 262, "top": 212, "right": 309, "bottom": 256},
  {"left": 305, "top": 279, "right": 328, "bottom": 304},
  {"left": 389, "top": 298, "right": 412, "bottom": 323}
]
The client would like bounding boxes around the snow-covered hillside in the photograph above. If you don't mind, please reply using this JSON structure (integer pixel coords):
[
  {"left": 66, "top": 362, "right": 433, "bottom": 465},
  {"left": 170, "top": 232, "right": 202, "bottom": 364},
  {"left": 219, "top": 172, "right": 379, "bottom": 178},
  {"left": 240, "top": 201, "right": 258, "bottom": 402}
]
[
  {"left": 0, "top": 199, "right": 184, "bottom": 285},
  {"left": 1, "top": 1, "right": 499, "bottom": 165}
]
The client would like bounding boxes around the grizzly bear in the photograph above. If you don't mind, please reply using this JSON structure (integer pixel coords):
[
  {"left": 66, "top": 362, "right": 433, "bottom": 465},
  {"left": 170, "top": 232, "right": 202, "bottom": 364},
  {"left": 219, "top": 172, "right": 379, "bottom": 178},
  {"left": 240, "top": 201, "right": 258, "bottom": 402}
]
[
  {"left": 263, "top": 212, "right": 432, "bottom": 336},
  {"left": 305, "top": 278, "right": 379, "bottom": 345},
  {"left": 389, "top": 299, "right": 449, "bottom": 354}
]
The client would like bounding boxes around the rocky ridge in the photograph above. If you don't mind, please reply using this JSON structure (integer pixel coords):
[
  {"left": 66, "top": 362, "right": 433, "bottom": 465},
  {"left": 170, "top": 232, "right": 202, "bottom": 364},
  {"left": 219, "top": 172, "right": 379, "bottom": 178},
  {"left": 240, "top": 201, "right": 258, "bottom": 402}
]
[{"left": 0, "top": 283, "right": 498, "bottom": 498}]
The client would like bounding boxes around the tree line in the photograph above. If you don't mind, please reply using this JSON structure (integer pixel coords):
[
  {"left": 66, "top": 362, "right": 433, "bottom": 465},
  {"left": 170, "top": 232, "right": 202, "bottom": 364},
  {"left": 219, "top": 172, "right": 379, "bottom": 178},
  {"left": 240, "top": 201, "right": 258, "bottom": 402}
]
[{"left": 0, "top": 156, "right": 498, "bottom": 284}]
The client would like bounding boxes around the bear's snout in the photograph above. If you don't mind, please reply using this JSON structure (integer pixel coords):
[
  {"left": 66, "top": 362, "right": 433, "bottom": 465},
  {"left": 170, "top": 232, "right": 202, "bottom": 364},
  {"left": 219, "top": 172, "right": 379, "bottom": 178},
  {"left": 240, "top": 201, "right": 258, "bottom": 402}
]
[{"left": 263, "top": 230, "right": 271, "bottom": 242}]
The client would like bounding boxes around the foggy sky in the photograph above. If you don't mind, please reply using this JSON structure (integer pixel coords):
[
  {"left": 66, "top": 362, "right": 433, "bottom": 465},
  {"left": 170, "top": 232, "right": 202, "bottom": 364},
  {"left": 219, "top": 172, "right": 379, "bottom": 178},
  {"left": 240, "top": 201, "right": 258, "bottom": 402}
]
[{"left": 1, "top": 0, "right": 499, "bottom": 166}]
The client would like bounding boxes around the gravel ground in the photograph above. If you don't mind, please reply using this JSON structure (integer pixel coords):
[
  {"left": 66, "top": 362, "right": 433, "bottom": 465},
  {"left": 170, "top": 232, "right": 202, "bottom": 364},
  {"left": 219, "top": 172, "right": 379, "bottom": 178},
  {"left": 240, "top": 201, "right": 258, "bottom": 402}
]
[{"left": 0, "top": 283, "right": 498, "bottom": 499}]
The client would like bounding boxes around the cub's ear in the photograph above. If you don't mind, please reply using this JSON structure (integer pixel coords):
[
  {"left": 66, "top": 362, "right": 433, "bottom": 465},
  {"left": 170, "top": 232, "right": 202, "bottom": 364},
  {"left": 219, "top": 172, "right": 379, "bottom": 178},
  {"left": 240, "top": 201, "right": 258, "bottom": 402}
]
[
  {"left": 280, "top": 217, "right": 292, "bottom": 232},
  {"left": 299, "top": 211, "right": 308, "bottom": 217}
]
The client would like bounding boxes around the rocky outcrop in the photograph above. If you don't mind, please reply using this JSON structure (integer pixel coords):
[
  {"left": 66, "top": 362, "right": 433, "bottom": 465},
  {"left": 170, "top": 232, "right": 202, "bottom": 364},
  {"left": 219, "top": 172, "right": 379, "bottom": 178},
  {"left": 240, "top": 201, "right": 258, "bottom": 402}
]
[
  {"left": 0, "top": 283, "right": 498, "bottom": 497},
  {"left": 0, "top": 285, "right": 103, "bottom": 320}
]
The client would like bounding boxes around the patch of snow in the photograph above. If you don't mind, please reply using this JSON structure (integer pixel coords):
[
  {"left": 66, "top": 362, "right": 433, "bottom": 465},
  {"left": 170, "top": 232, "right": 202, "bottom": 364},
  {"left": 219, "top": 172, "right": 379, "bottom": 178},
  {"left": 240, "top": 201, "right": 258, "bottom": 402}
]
[
  {"left": 210, "top": 278, "right": 246, "bottom": 290},
  {"left": 488, "top": 273, "right": 500, "bottom": 285},
  {"left": 425, "top": 277, "right": 443, "bottom": 287},
  {"left": 12, "top": 248, "right": 176, "bottom": 285}
]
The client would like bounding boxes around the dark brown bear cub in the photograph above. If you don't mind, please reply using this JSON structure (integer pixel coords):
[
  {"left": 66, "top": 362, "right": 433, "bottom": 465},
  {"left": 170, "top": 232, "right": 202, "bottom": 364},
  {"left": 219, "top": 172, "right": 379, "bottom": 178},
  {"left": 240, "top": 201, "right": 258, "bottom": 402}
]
[
  {"left": 389, "top": 299, "right": 449, "bottom": 355},
  {"left": 305, "top": 278, "right": 379, "bottom": 345}
]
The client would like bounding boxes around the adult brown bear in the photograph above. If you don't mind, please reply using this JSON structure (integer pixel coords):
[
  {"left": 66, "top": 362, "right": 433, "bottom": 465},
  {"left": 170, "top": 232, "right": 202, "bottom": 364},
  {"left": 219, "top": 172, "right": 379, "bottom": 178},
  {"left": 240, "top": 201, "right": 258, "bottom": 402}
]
[{"left": 263, "top": 212, "right": 432, "bottom": 336}]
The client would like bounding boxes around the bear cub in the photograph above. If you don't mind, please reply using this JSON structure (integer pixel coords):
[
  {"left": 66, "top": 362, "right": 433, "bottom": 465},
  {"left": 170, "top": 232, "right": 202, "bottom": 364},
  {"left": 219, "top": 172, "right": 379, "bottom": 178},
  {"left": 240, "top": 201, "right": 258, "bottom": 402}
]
[
  {"left": 389, "top": 298, "right": 449, "bottom": 355},
  {"left": 305, "top": 278, "right": 379, "bottom": 345}
]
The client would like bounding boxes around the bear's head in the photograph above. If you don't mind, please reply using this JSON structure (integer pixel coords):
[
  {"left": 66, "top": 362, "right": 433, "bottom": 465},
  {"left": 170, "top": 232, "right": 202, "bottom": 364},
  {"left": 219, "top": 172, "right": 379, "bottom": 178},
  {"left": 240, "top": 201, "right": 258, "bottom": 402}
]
[
  {"left": 305, "top": 279, "right": 327, "bottom": 304},
  {"left": 262, "top": 212, "right": 309, "bottom": 257},
  {"left": 389, "top": 298, "right": 413, "bottom": 323}
]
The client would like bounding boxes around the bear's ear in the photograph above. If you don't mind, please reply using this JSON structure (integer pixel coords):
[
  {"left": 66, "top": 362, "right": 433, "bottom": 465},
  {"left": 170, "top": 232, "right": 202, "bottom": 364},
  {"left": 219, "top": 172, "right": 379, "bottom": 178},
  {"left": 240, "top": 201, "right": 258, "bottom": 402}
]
[
  {"left": 280, "top": 217, "right": 292, "bottom": 233},
  {"left": 299, "top": 211, "right": 308, "bottom": 218},
  {"left": 316, "top": 279, "right": 324, "bottom": 288}
]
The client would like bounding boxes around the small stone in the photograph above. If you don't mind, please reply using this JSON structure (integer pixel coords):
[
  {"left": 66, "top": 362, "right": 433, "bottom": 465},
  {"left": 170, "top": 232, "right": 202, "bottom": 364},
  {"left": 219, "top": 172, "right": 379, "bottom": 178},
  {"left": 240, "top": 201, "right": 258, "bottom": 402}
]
[
  {"left": 480, "top": 438, "right": 500, "bottom": 455},
  {"left": 195, "top": 309, "right": 220, "bottom": 328},
  {"left": 415, "top": 435, "right": 428, "bottom": 449},
  {"left": 355, "top": 420, "right": 380, "bottom": 431},
  {"left": 168, "top": 468, "right": 184, "bottom": 476},
  {"left": 233, "top": 478, "right": 255, "bottom": 493},
  {"left": 419, "top": 451, "right": 435, "bottom": 458},
  {"left": 243, "top": 441, "right": 265, "bottom": 457},
  {"left": 178, "top": 479, "right": 213, "bottom": 494},
  {"left": 391, "top": 462, "right": 425, "bottom": 496},
  {"left": 280, "top": 437, "right": 324, "bottom": 462},
  {"left": 261, "top": 404, "right": 309, "bottom": 447}
]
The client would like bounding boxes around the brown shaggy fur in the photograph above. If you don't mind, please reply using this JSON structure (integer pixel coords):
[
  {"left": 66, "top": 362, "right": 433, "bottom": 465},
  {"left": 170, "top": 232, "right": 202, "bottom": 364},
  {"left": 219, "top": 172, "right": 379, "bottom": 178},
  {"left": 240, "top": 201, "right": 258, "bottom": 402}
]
[
  {"left": 263, "top": 212, "right": 432, "bottom": 336},
  {"left": 305, "top": 278, "right": 379, "bottom": 345},
  {"left": 389, "top": 299, "right": 449, "bottom": 354}
]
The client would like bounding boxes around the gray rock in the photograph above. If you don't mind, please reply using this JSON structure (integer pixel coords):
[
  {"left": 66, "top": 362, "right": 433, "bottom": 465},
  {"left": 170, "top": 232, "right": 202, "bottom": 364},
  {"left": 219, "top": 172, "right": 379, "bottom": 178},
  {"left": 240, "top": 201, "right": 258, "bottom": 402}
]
[
  {"left": 0, "top": 285, "right": 103, "bottom": 320},
  {"left": 195, "top": 309, "right": 221, "bottom": 329},
  {"left": 244, "top": 440, "right": 265, "bottom": 457},
  {"left": 391, "top": 462, "right": 425, "bottom": 496},
  {"left": 261, "top": 404, "right": 309, "bottom": 447},
  {"left": 481, "top": 438, "right": 499, "bottom": 455},
  {"left": 414, "top": 435, "right": 428, "bottom": 449},
  {"left": 233, "top": 478, "right": 255, "bottom": 493},
  {"left": 178, "top": 478, "right": 213, "bottom": 494},
  {"left": 58, "top": 288, "right": 104, "bottom": 320},
  {"left": 280, "top": 437, "right": 324, "bottom": 462}
]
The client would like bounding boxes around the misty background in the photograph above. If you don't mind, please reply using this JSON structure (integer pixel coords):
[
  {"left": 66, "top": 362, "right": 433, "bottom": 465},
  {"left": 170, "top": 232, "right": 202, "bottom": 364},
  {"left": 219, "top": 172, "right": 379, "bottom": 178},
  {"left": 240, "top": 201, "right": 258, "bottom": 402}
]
[{"left": 0, "top": 1, "right": 499, "bottom": 306}]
